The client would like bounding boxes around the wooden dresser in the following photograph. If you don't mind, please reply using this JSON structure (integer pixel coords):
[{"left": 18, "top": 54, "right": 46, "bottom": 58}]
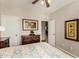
[
  {"left": 0, "top": 37, "right": 9, "bottom": 49},
  {"left": 21, "top": 35, "right": 40, "bottom": 45}
]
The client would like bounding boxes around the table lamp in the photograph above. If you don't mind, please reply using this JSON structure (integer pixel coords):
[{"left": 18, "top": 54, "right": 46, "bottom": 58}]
[
  {"left": 0, "top": 26, "right": 5, "bottom": 31},
  {"left": 0, "top": 26, "right": 5, "bottom": 36}
]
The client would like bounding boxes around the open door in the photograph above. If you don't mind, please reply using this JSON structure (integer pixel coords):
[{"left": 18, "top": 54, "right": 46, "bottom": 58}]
[
  {"left": 48, "top": 20, "right": 55, "bottom": 46},
  {"left": 41, "top": 21, "right": 48, "bottom": 42}
]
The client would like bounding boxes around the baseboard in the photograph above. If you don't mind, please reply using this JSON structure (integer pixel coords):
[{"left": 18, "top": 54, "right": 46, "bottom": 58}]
[{"left": 56, "top": 47, "right": 78, "bottom": 58}]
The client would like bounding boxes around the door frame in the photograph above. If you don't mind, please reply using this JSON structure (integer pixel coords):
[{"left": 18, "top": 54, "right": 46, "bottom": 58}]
[{"left": 41, "top": 21, "right": 48, "bottom": 42}]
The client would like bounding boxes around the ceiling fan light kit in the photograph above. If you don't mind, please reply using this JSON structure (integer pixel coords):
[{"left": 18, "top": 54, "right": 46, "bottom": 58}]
[
  {"left": 41, "top": 0, "right": 45, "bottom": 5},
  {"left": 48, "top": 0, "right": 51, "bottom": 4},
  {"left": 32, "top": 0, "right": 51, "bottom": 8}
]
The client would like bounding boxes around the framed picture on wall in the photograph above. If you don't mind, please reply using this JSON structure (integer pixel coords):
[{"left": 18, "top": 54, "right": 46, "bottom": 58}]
[
  {"left": 65, "top": 19, "right": 79, "bottom": 41},
  {"left": 22, "top": 19, "right": 38, "bottom": 31}
]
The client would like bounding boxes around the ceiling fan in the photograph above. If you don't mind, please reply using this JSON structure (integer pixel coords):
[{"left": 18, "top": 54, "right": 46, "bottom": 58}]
[{"left": 32, "top": 0, "right": 50, "bottom": 8}]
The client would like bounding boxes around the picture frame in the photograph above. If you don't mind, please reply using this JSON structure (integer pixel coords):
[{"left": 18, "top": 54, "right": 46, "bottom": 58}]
[
  {"left": 22, "top": 19, "right": 38, "bottom": 31},
  {"left": 65, "top": 19, "right": 79, "bottom": 41}
]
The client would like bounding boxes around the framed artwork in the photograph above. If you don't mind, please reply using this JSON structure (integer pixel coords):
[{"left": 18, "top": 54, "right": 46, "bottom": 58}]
[
  {"left": 65, "top": 19, "right": 79, "bottom": 41},
  {"left": 22, "top": 19, "right": 38, "bottom": 31}
]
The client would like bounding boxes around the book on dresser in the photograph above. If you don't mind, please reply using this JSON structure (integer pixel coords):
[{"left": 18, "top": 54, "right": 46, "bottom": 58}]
[{"left": 21, "top": 35, "right": 40, "bottom": 45}]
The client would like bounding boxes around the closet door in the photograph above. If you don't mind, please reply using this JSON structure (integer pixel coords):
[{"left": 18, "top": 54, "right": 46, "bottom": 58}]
[
  {"left": 1, "top": 15, "right": 21, "bottom": 46},
  {"left": 48, "top": 20, "right": 55, "bottom": 46}
]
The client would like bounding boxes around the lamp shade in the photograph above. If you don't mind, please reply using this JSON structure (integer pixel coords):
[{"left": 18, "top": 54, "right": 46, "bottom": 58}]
[{"left": 0, "top": 26, "right": 5, "bottom": 31}]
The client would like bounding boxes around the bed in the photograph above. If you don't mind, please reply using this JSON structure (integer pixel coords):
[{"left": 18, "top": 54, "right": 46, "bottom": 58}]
[{"left": 0, "top": 42, "right": 72, "bottom": 58}]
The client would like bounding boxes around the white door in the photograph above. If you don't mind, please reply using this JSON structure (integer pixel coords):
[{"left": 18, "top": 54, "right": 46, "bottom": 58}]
[
  {"left": 48, "top": 20, "right": 55, "bottom": 46},
  {"left": 1, "top": 15, "right": 21, "bottom": 46}
]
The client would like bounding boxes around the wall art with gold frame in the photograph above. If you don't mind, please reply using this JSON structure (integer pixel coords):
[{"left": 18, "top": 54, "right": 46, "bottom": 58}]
[
  {"left": 22, "top": 19, "right": 38, "bottom": 31},
  {"left": 65, "top": 19, "right": 79, "bottom": 41}
]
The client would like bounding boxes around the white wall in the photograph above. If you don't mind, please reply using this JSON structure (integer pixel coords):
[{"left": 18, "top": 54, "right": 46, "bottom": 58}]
[
  {"left": 1, "top": 15, "right": 21, "bottom": 46},
  {"left": 1, "top": 15, "right": 48, "bottom": 46},
  {"left": 50, "top": 0, "right": 79, "bottom": 57},
  {"left": 0, "top": 15, "right": 1, "bottom": 36},
  {"left": 0, "top": 15, "right": 1, "bottom": 25}
]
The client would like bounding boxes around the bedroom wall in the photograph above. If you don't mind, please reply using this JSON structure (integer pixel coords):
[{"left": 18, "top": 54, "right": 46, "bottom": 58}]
[
  {"left": 50, "top": 0, "right": 79, "bottom": 57},
  {"left": 1, "top": 14, "right": 48, "bottom": 46},
  {"left": 0, "top": 15, "right": 1, "bottom": 25},
  {"left": 0, "top": 15, "right": 1, "bottom": 36}
]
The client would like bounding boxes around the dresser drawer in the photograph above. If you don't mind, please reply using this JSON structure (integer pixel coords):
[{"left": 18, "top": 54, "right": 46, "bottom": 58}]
[
  {"left": 21, "top": 35, "right": 40, "bottom": 45},
  {"left": 0, "top": 37, "right": 9, "bottom": 49},
  {"left": 22, "top": 38, "right": 33, "bottom": 44},
  {"left": 0, "top": 42, "right": 5, "bottom": 48},
  {"left": 32, "top": 36, "right": 40, "bottom": 42}
]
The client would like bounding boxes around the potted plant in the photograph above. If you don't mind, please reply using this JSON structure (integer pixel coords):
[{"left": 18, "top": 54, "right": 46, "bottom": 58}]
[{"left": 29, "top": 30, "right": 35, "bottom": 36}]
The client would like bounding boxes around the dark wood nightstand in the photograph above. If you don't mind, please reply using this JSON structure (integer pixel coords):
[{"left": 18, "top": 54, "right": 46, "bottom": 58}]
[
  {"left": 0, "top": 37, "right": 9, "bottom": 49},
  {"left": 21, "top": 35, "right": 40, "bottom": 45}
]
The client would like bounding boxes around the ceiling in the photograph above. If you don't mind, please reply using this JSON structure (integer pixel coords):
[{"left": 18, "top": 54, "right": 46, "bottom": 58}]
[{"left": 0, "top": 0, "right": 75, "bottom": 17}]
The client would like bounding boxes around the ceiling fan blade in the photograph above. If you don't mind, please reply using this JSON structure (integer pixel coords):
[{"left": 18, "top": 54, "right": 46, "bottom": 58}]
[
  {"left": 45, "top": 0, "right": 50, "bottom": 7},
  {"left": 32, "top": 0, "right": 39, "bottom": 4}
]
